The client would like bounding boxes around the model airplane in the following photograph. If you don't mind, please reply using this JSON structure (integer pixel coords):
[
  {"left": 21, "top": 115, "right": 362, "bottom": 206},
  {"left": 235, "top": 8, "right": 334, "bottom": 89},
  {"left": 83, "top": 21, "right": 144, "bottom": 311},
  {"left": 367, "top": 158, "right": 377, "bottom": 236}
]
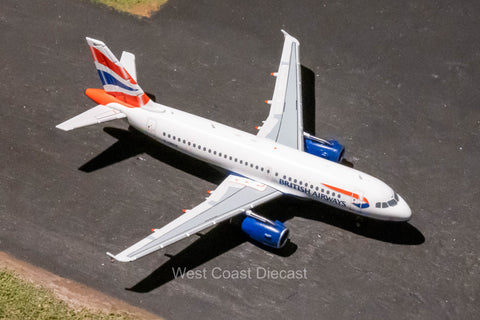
[{"left": 57, "top": 31, "right": 411, "bottom": 262}]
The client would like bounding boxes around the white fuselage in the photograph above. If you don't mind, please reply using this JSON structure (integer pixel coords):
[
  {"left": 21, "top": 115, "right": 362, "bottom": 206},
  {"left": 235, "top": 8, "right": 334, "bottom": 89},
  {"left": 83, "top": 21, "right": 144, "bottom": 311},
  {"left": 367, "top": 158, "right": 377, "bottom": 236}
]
[{"left": 115, "top": 101, "right": 411, "bottom": 221}]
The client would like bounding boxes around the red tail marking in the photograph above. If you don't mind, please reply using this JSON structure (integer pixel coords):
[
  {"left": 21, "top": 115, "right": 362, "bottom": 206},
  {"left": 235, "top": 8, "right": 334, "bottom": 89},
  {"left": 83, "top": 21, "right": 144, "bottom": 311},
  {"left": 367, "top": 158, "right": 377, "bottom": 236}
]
[
  {"left": 90, "top": 47, "right": 137, "bottom": 85},
  {"left": 108, "top": 91, "right": 150, "bottom": 107}
]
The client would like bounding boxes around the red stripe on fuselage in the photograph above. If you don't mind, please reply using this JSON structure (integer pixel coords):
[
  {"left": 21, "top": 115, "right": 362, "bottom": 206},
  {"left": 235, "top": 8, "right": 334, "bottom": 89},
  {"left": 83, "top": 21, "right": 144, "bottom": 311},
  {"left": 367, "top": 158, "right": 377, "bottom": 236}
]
[
  {"left": 322, "top": 183, "right": 369, "bottom": 204},
  {"left": 322, "top": 183, "right": 358, "bottom": 199}
]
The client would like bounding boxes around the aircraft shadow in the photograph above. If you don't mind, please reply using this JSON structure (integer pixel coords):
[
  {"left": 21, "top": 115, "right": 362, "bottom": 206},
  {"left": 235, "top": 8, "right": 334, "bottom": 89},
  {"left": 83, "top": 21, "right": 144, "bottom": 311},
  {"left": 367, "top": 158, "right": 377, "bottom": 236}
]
[
  {"left": 127, "top": 222, "right": 297, "bottom": 293},
  {"left": 79, "top": 126, "right": 226, "bottom": 185},
  {"left": 301, "top": 66, "right": 316, "bottom": 135},
  {"left": 78, "top": 69, "right": 423, "bottom": 290},
  {"left": 301, "top": 65, "right": 354, "bottom": 168},
  {"left": 128, "top": 194, "right": 423, "bottom": 292},
  {"left": 81, "top": 127, "right": 423, "bottom": 292},
  {"left": 258, "top": 197, "right": 425, "bottom": 246}
]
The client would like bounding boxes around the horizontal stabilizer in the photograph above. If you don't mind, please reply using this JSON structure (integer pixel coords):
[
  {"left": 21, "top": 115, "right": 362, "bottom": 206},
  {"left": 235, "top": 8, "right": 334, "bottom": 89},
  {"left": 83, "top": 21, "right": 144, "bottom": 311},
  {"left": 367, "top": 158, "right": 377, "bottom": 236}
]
[{"left": 56, "top": 104, "right": 126, "bottom": 131}]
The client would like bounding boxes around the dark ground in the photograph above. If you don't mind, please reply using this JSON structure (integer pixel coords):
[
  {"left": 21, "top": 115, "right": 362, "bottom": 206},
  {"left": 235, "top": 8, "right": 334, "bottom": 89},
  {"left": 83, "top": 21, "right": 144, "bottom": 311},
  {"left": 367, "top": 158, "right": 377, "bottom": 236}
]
[{"left": 0, "top": 0, "right": 479, "bottom": 319}]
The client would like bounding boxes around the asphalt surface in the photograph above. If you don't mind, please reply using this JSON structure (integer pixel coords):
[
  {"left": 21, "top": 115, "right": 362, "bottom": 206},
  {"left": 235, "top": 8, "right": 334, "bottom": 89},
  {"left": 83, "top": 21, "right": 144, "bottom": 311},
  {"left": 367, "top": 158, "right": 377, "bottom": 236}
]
[{"left": 1, "top": 0, "right": 479, "bottom": 319}]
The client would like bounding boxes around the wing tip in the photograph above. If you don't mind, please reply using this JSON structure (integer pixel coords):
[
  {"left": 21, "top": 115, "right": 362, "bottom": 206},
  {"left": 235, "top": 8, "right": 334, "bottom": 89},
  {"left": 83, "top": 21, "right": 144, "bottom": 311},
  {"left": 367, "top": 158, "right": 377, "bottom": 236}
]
[
  {"left": 55, "top": 123, "right": 71, "bottom": 131},
  {"left": 280, "top": 29, "right": 300, "bottom": 45},
  {"left": 106, "top": 251, "right": 134, "bottom": 262}
]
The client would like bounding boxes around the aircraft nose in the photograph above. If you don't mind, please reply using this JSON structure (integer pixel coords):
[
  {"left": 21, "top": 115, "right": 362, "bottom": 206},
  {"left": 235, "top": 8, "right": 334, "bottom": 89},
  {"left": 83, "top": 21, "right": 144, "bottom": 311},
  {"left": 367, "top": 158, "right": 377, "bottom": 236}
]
[{"left": 395, "top": 194, "right": 412, "bottom": 221}]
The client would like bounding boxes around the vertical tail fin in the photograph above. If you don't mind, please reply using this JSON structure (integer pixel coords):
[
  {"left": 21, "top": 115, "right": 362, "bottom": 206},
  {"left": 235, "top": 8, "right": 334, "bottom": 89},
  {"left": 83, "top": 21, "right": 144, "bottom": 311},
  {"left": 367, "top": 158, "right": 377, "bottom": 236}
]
[{"left": 86, "top": 37, "right": 150, "bottom": 108}]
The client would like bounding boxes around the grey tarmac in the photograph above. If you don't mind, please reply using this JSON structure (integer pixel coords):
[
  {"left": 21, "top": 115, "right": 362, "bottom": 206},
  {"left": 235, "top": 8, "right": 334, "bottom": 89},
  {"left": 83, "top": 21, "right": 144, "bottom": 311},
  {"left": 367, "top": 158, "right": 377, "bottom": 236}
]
[{"left": 0, "top": 0, "right": 479, "bottom": 319}]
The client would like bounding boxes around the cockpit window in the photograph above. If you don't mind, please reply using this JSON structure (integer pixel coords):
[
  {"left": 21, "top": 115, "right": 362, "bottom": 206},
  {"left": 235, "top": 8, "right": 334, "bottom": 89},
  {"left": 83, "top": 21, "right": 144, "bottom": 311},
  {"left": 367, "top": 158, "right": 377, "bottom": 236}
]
[
  {"left": 376, "top": 194, "right": 400, "bottom": 209},
  {"left": 388, "top": 199, "right": 397, "bottom": 206}
]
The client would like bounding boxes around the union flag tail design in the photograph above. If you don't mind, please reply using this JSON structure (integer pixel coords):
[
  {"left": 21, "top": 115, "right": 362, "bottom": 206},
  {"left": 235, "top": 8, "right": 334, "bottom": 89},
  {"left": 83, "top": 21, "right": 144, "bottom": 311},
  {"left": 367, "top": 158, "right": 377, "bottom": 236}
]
[{"left": 86, "top": 37, "right": 150, "bottom": 108}]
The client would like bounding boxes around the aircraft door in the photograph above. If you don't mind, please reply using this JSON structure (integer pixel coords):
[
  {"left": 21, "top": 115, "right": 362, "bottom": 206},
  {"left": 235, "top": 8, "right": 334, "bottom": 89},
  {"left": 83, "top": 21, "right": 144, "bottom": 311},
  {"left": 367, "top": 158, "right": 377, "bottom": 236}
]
[{"left": 146, "top": 118, "right": 156, "bottom": 134}]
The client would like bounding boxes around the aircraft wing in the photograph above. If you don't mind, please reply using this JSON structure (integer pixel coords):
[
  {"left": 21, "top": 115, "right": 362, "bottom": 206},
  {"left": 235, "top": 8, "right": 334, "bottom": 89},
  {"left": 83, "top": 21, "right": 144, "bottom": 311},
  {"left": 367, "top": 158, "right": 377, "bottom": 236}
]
[
  {"left": 107, "top": 174, "right": 282, "bottom": 262},
  {"left": 257, "top": 30, "right": 304, "bottom": 151}
]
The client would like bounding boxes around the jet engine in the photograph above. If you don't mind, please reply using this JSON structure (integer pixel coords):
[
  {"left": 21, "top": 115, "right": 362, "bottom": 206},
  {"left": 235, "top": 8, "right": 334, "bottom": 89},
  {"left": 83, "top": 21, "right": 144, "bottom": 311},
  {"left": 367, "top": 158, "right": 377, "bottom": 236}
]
[
  {"left": 304, "top": 132, "right": 344, "bottom": 163},
  {"left": 240, "top": 212, "right": 289, "bottom": 249}
]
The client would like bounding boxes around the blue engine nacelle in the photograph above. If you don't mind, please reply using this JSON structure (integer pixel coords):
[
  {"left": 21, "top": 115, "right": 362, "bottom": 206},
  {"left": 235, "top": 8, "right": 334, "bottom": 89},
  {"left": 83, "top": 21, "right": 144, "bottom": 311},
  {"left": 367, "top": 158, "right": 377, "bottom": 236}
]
[
  {"left": 240, "top": 214, "right": 289, "bottom": 249},
  {"left": 304, "top": 133, "right": 345, "bottom": 163}
]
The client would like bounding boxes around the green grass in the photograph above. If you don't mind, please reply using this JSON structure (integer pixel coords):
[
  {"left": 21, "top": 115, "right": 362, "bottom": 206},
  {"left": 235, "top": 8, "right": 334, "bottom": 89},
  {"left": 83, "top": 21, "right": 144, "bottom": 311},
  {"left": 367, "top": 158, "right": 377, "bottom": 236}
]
[
  {"left": 0, "top": 269, "right": 135, "bottom": 320},
  {"left": 91, "top": 0, "right": 168, "bottom": 16}
]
